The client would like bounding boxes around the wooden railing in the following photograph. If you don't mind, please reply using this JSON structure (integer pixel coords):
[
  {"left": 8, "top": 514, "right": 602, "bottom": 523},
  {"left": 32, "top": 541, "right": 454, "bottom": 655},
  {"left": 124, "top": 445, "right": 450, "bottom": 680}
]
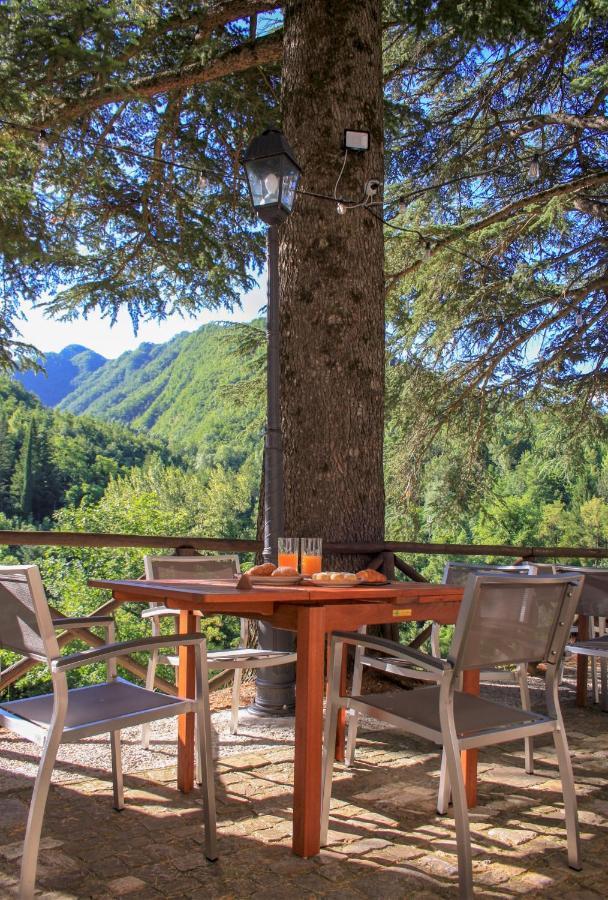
[{"left": 1, "top": 528, "right": 607, "bottom": 694}]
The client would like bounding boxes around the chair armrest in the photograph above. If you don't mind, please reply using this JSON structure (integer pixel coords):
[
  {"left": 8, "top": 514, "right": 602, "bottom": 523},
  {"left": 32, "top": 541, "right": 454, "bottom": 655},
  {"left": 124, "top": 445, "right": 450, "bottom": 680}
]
[
  {"left": 52, "top": 616, "right": 115, "bottom": 628},
  {"left": 51, "top": 633, "right": 205, "bottom": 672},
  {"left": 331, "top": 630, "right": 447, "bottom": 674},
  {"left": 141, "top": 606, "right": 180, "bottom": 620}
]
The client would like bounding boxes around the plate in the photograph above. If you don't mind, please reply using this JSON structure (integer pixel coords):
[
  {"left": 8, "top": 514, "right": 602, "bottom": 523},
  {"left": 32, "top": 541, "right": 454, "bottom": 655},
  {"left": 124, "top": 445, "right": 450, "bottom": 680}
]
[
  {"left": 248, "top": 574, "right": 303, "bottom": 585},
  {"left": 306, "top": 577, "right": 365, "bottom": 587}
]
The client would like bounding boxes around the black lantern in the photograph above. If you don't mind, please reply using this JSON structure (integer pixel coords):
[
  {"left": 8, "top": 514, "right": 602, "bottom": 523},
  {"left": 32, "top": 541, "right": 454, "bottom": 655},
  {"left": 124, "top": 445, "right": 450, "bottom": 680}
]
[{"left": 243, "top": 128, "right": 302, "bottom": 225}]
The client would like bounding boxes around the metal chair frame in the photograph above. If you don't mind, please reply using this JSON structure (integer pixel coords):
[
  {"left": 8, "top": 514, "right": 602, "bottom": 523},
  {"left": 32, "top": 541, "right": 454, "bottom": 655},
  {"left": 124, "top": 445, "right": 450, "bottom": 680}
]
[
  {"left": 141, "top": 555, "right": 297, "bottom": 748},
  {"left": 0, "top": 565, "right": 217, "bottom": 899},
  {"left": 346, "top": 563, "right": 538, "bottom": 785},
  {"left": 555, "top": 565, "right": 608, "bottom": 711},
  {"left": 322, "top": 574, "right": 583, "bottom": 898}
]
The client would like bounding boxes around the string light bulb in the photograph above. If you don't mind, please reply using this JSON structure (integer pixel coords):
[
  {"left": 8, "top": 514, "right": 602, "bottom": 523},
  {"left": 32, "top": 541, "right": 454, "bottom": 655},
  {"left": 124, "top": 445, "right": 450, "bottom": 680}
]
[
  {"left": 527, "top": 153, "right": 540, "bottom": 181},
  {"left": 336, "top": 202, "right": 346, "bottom": 215},
  {"left": 36, "top": 130, "right": 49, "bottom": 152},
  {"left": 576, "top": 310, "right": 584, "bottom": 327},
  {"left": 197, "top": 174, "right": 209, "bottom": 191}
]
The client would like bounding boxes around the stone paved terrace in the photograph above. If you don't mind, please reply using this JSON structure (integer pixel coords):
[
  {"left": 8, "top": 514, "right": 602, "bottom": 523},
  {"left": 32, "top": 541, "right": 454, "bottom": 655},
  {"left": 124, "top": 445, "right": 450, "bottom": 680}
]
[{"left": 1, "top": 673, "right": 607, "bottom": 899}]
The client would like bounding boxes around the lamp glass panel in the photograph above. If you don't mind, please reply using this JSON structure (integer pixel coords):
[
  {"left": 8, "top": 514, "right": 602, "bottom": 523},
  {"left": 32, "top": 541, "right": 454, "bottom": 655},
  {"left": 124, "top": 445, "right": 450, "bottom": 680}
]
[
  {"left": 280, "top": 172, "right": 300, "bottom": 212},
  {"left": 246, "top": 158, "right": 281, "bottom": 208}
]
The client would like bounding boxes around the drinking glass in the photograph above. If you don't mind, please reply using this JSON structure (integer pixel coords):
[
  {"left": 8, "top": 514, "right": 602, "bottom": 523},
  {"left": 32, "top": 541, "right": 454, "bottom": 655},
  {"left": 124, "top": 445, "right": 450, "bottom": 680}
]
[
  {"left": 278, "top": 537, "right": 299, "bottom": 570},
  {"left": 301, "top": 537, "right": 323, "bottom": 576}
]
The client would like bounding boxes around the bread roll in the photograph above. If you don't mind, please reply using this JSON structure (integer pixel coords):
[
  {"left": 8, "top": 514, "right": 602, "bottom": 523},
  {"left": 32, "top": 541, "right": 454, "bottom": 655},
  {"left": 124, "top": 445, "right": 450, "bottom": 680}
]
[
  {"left": 272, "top": 566, "right": 298, "bottom": 577},
  {"left": 248, "top": 563, "right": 276, "bottom": 576},
  {"left": 356, "top": 569, "right": 388, "bottom": 584}
]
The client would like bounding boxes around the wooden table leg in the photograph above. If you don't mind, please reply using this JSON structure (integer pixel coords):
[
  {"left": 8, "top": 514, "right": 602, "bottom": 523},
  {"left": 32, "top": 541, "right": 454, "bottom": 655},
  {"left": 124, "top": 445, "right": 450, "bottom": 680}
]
[
  {"left": 461, "top": 668, "right": 480, "bottom": 808},
  {"left": 576, "top": 614, "right": 589, "bottom": 708},
  {"left": 177, "top": 609, "right": 196, "bottom": 793},
  {"left": 293, "top": 605, "right": 326, "bottom": 858}
]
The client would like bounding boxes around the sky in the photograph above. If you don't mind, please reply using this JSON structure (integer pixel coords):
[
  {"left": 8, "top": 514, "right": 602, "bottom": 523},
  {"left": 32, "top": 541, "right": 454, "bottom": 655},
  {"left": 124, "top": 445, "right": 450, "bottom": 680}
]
[{"left": 16, "top": 277, "right": 267, "bottom": 359}]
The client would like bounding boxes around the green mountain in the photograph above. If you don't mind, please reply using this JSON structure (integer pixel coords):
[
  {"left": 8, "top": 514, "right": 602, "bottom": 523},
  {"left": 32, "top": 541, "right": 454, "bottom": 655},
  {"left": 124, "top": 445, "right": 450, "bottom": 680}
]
[
  {"left": 16, "top": 345, "right": 106, "bottom": 406},
  {"left": 58, "top": 323, "right": 264, "bottom": 469}
]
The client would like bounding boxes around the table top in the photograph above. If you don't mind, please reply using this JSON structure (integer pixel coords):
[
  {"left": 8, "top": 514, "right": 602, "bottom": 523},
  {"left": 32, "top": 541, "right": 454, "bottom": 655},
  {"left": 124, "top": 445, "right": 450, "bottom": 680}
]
[{"left": 88, "top": 577, "right": 463, "bottom": 607}]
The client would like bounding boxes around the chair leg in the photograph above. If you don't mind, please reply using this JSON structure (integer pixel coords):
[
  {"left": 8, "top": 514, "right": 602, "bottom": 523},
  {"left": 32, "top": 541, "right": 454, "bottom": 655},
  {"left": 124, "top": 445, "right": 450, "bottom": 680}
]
[
  {"left": 196, "top": 710, "right": 218, "bottom": 860},
  {"left": 110, "top": 730, "right": 124, "bottom": 811},
  {"left": 230, "top": 667, "right": 242, "bottom": 735},
  {"left": 345, "top": 627, "right": 366, "bottom": 767},
  {"left": 141, "top": 649, "right": 158, "bottom": 749},
  {"left": 592, "top": 654, "right": 599, "bottom": 704},
  {"left": 441, "top": 725, "right": 473, "bottom": 898},
  {"left": 437, "top": 749, "right": 451, "bottom": 815},
  {"left": 320, "top": 698, "right": 340, "bottom": 846},
  {"left": 553, "top": 725, "right": 581, "bottom": 870},
  {"left": 20, "top": 725, "right": 62, "bottom": 900},
  {"left": 430, "top": 622, "right": 441, "bottom": 658},
  {"left": 517, "top": 663, "right": 534, "bottom": 774},
  {"left": 599, "top": 618, "right": 608, "bottom": 712}
]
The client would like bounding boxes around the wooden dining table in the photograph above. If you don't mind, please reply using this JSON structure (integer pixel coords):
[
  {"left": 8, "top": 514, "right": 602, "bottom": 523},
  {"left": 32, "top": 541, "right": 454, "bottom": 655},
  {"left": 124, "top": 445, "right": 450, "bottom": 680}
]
[{"left": 89, "top": 577, "right": 470, "bottom": 858}]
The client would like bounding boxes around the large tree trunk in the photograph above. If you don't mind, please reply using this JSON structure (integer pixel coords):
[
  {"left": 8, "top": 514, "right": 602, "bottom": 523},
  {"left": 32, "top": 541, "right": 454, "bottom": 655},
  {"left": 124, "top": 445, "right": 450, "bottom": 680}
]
[{"left": 280, "top": 0, "right": 385, "bottom": 570}]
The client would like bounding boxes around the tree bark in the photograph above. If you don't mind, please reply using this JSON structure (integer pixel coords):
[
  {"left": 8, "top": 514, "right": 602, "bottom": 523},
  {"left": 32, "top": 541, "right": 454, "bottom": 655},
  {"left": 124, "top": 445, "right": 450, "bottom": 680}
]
[{"left": 280, "top": 0, "right": 385, "bottom": 571}]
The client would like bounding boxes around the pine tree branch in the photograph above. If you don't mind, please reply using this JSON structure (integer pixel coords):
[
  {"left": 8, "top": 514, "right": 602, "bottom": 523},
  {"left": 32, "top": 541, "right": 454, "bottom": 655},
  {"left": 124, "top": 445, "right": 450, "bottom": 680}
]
[
  {"left": 115, "top": 0, "right": 282, "bottom": 65},
  {"left": 388, "top": 170, "right": 608, "bottom": 285},
  {"left": 47, "top": 31, "right": 284, "bottom": 125}
]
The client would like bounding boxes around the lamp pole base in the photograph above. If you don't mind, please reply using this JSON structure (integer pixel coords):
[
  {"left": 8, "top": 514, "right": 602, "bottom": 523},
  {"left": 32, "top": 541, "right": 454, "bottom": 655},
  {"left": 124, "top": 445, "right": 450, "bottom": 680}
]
[{"left": 247, "top": 621, "right": 296, "bottom": 717}]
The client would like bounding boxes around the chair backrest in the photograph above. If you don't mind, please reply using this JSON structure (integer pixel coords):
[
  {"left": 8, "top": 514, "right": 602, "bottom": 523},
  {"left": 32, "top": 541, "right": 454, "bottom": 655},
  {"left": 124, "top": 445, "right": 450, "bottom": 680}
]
[
  {"left": 442, "top": 561, "right": 537, "bottom": 587},
  {"left": 449, "top": 574, "right": 583, "bottom": 673},
  {"left": 0, "top": 565, "right": 59, "bottom": 663},
  {"left": 554, "top": 566, "right": 608, "bottom": 617},
  {"left": 144, "top": 555, "right": 240, "bottom": 581}
]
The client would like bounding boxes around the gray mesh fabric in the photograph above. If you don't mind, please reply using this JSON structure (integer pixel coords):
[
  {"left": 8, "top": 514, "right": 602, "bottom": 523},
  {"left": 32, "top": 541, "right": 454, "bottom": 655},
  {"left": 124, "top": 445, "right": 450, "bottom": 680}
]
[
  {"left": 452, "top": 578, "right": 574, "bottom": 670},
  {"left": 443, "top": 563, "right": 531, "bottom": 587},
  {"left": 0, "top": 572, "right": 46, "bottom": 659},
  {"left": 148, "top": 557, "right": 238, "bottom": 581},
  {"left": 1, "top": 679, "right": 181, "bottom": 730},
  {"left": 555, "top": 566, "right": 608, "bottom": 617},
  {"left": 352, "top": 686, "right": 544, "bottom": 738}
]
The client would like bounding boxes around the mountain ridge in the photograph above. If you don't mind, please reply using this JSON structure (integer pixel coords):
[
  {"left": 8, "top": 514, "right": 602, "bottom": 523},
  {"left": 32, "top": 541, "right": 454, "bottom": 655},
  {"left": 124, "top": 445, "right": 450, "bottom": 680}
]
[{"left": 15, "top": 344, "right": 107, "bottom": 406}]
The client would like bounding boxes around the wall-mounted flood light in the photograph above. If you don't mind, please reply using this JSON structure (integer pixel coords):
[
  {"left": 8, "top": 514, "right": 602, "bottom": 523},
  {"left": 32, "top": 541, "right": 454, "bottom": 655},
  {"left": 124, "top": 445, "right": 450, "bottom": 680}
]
[{"left": 343, "top": 129, "right": 369, "bottom": 152}]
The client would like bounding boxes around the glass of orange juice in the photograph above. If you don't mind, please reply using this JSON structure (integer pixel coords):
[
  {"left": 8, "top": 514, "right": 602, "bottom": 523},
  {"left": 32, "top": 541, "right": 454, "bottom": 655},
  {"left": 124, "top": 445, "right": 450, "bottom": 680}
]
[
  {"left": 278, "top": 537, "right": 299, "bottom": 570},
  {"left": 301, "top": 538, "right": 322, "bottom": 576}
]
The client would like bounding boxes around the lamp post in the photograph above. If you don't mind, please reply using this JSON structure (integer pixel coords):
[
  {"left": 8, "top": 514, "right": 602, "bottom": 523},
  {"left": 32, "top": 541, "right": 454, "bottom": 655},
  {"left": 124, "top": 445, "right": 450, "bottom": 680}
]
[{"left": 243, "top": 128, "right": 302, "bottom": 717}]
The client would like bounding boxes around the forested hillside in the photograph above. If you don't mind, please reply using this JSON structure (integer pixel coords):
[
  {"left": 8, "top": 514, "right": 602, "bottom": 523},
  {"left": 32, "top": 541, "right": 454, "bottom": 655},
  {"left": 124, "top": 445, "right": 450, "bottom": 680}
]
[
  {"left": 0, "top": 378, "right": 181, "bottom": 524},
  {"left": 58, "top": 322, "right": 264, "bottom": 469}
]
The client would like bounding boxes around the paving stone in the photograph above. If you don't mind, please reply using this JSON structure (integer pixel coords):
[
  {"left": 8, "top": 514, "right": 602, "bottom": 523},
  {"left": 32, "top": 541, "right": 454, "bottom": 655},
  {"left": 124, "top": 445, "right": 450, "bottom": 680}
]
[
  {"left": 107, "top": 875, "right": 148, "bottom": 895},
  {"left": 335, "top": 837, "right": 391, "bottom": 855},
  {"left": 487, "top": 826, "right": 537, "bottom": 847}
]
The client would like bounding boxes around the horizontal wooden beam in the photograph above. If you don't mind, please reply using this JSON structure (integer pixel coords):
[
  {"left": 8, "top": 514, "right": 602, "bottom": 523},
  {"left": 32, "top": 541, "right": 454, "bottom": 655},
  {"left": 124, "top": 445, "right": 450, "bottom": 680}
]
[
  {"left": 0, "top": 530, "right": 606, "bottom": 561},
  {"left": 0, "top": 530, "right": 261, "bottom": 553}
]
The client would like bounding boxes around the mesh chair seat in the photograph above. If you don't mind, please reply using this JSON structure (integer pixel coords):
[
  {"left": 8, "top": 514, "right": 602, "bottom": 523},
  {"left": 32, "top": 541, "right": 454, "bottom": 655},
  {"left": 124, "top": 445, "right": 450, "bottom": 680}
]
[
  {"left": 0, "top": 678, "right": 182, "bottom": 735},
  {"left": 352, "top": 685, "right": 545, "bottom": 740}
]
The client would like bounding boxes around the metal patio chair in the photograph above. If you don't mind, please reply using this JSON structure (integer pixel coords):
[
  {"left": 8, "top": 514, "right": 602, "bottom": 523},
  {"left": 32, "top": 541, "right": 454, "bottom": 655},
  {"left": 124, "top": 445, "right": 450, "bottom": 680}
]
[
  {"left": 345, "top": 562, "right": 540, "bottom": 783},
  {"left": 140, "top": 555, "right": 297, "bottom": 749},
  {"left": 556, "top": 565, "right": 608, "bottom": 710},
  {"left": 322, "top": 574, "right": 583, "bottom": 898},
  {"left": 0, "top": 564, "right": 217, "bottom": 899}
]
